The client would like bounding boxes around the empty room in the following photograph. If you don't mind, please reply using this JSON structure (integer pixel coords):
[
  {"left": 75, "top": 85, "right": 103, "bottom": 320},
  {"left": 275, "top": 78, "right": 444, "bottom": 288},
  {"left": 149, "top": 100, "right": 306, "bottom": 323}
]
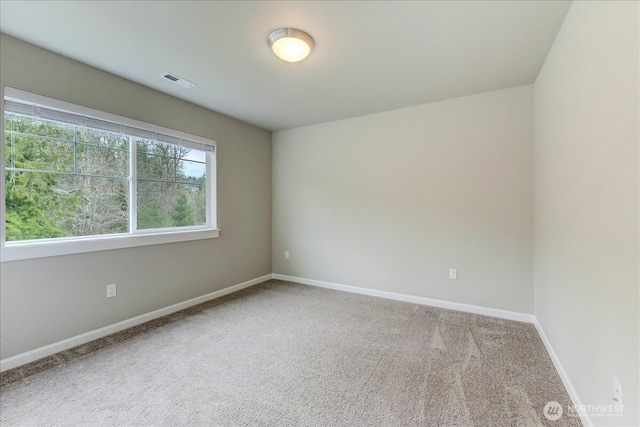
[{"left": 0, "top": 1, "right": 638, "bottom": 426}]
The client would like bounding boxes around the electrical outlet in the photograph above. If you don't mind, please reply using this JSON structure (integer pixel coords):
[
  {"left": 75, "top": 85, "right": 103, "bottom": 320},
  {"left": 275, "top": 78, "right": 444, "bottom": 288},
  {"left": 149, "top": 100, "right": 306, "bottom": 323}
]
[
  {"left": 285, "top": 251, "right": 289, "bottom": 259},
  {"left": 449, "top": 269, "right": 457, "bottom": 280},
  {"left": 106, "top": 283, "right": 117, "bottom": 298},
  {"left": 613, "top": 378, "right": 622, "bottom": 406}
]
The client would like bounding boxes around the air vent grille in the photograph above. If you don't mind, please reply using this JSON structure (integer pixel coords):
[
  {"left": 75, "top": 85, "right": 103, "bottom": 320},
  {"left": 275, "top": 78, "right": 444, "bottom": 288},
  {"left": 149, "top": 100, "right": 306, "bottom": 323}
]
[{"left": 161, "top": 72, "right": 195, "bottom": 88}]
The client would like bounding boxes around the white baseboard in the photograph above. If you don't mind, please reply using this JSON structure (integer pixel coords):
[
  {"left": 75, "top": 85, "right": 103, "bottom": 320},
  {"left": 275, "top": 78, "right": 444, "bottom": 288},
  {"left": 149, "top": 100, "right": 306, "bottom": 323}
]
[
  {"left": 272, "top": 274, "right": 535, "bottom": 323},
  {"left": 0, "top": 274, "right": 272, "bottom": 372},
  {"left": 533, "top": 319, "right": 592, "bottom": 427}
]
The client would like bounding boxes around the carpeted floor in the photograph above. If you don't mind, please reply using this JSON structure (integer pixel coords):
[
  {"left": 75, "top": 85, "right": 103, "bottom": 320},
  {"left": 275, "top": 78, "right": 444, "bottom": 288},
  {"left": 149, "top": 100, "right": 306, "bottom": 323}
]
[{"left": 0, "top": 279, "right": 581, "bottom": 426}]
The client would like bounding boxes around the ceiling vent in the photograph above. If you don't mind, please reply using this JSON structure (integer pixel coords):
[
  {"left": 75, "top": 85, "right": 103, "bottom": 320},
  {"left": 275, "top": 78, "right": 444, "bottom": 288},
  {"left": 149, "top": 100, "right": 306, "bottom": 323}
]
[{"left": 161, "top": 72, "right": 195, "bottom": 88}]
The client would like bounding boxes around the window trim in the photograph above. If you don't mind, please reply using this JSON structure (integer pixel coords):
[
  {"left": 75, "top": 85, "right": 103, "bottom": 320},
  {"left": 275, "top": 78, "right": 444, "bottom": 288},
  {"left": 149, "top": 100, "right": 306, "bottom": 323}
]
[{"left": 1, "top": 87, "right": 219, "bottom": 263}]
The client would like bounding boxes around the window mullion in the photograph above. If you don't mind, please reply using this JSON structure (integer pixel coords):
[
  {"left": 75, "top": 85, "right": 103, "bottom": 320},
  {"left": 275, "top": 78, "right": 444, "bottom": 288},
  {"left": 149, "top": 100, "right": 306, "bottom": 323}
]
[
  {"left": 205, "top": 152, "right": 211, "bottom": 228},
  {"left": 129, "top": 136, "right": 137, "bottom": 233},
  {"left": 207, "top": 150, "right": 216, "bottom": 229},
  {"left": 0, "top": 106, "right": 6, "bottom": 247},
  {"left": 73, "top": 126, "right": 78, "bottom": 174}
]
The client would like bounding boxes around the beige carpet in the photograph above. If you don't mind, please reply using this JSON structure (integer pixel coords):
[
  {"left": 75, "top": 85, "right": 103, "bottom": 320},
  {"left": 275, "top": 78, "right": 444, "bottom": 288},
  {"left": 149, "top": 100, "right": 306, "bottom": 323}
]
[{"left": 0, "top": 280, "right": 581, "bottom": 426}]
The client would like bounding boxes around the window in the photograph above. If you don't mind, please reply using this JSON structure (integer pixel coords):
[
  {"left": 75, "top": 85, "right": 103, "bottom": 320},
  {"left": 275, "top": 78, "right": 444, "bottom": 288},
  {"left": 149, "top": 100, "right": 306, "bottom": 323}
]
[{"left": 1, "top": 87, "right": 217, "bottom": 262}]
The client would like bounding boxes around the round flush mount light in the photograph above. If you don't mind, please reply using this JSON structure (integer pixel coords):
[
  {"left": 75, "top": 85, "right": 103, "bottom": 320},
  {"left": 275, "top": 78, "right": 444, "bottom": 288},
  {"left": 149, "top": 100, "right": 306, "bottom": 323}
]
[{"left": 267, "top": 28, "right": 315, "bottom": 63}]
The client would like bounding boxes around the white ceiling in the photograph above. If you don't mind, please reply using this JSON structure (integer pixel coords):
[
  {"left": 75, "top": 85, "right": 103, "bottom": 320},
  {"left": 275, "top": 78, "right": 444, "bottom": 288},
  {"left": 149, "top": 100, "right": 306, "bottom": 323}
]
[{"left": 0, "top": 1, "right": 571, "bottom": 131}]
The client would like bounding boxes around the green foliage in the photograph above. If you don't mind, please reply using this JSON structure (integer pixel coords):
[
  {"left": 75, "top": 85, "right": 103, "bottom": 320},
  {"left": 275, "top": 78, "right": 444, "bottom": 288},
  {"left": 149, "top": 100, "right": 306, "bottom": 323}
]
[
  {"left": 4, "top": 115, "right": 76, "bottom": 241},
  {"left": 170, "top": 189, "right": 197, "bottom": 227},
  {"left": 4, "top": 173, "right": 69, "bottom": 241},
  {"left": 138, "top": 197, "right": 172, "bottom": 229}
]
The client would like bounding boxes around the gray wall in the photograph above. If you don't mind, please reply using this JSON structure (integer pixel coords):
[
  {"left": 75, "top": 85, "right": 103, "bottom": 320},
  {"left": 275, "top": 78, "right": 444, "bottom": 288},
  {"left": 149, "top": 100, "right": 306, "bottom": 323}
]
[
  {"left": 273, "top": 86, "right": 534, "bottom": 313},
  {"left": 534, "top": 2, "right": 639, "bottom": 426},
  {"left": 0, "top": 34, "right": 272, "bottom": 359}
]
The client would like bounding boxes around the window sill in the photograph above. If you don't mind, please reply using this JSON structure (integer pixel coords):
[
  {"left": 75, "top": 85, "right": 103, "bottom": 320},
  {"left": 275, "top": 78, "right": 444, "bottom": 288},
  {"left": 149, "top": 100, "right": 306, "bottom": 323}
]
[{"left": 0, "top": 229, "right": 220, "bottom": 263}]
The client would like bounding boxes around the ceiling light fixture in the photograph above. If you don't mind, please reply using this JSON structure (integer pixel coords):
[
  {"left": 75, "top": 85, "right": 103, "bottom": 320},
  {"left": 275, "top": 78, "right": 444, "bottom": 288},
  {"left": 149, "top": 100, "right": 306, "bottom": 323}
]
[{"left": 267, "top": 28, "right": 315, "bottom": 63}]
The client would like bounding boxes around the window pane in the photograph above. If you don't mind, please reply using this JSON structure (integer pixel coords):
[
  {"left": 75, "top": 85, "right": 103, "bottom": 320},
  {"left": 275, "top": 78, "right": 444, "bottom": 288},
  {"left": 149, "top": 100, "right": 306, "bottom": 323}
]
[
  {"left": 5, "top": 171, "right": 128, "bottom": 241},
  {"left": 136, "top": 152, "right": 176, "bottom": 182},
  {"left": 5, "top": 114, "right": 75, "bottom": 141},
  {"left": 77, "top": 127, "right": 128, "bottom": 150},
  {"left": 60, "top": 175, "right": 129, "bottom": 237},
  {"left": 136, "top": 139, "right": 176, "bottom": 182},
  {"left": 177, "top": 158, "right": 206, "bottom": 183},
  {"left": 5, "top": 171, "right": 73, "bottom": 241},
  {"left": 183, "top": 150, "right": 206, "bottom": 163},
  {"left": 5, "top": 132, "right": 75, "bottom": 173},
  {"left": 137, "top": 181, "right": 206, "bottom": 229},
  {"left": 77, "top": 144, "right": 128, "bottom": 178}
]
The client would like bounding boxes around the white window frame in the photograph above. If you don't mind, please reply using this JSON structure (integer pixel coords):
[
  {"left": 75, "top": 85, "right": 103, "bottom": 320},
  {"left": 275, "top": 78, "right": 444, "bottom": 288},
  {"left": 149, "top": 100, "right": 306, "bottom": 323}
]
[{"left": 0, "top": 87, "right": 218, "bottom": 263}]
